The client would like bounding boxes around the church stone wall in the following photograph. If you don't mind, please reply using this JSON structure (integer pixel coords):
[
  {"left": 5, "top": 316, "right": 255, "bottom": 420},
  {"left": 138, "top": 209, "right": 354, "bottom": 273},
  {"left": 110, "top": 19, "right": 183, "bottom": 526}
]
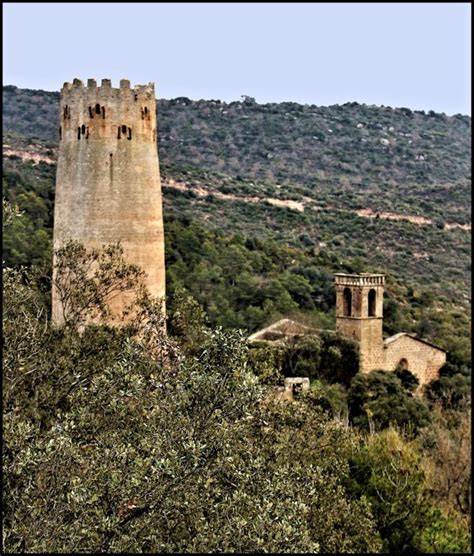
[{"left": 384, "top": 335, "right": 446, "bottom": 387}]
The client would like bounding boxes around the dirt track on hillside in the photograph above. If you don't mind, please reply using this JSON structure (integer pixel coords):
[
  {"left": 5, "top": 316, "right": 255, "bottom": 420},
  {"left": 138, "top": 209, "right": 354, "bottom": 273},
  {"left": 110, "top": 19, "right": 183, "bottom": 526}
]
[{"left": 3, "top": 146, "right": 470, "bottom": 232}]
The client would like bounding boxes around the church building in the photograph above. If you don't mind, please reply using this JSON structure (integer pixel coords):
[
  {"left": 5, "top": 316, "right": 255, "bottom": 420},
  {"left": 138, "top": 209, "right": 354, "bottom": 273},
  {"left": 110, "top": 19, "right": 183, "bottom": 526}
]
[{"left": 249, "top": 273, "right": 446, "bottom": 390}]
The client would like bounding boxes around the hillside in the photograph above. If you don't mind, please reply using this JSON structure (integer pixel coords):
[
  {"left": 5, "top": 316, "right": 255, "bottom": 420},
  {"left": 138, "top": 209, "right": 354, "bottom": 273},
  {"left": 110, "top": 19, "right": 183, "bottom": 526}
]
[
  {"left": 3, "top": 86, "right": 472, "bottom": 554},
  {"left": 3, "top": 85, "right": 471, "bottom": 224},
  {"left": 2, "top": 85, "right": 471, "bottom": 357}
]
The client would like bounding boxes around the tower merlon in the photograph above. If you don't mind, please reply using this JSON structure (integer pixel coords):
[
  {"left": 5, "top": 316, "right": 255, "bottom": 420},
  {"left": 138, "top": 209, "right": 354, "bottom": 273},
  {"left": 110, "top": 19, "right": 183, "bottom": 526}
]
[
  {"left": 133, "top": 83, "right": 155, "bottom": 100},
  {"left": 61, "top": 78, "right": 155, "bottom": 97},
  {"left": 60, "top": 78, "right": 158, "bottom": 108}
]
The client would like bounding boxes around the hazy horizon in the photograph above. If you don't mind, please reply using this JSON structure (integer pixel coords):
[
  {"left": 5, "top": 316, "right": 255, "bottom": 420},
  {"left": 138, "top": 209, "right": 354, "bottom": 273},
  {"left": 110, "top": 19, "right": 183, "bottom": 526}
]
[{"left": 3, "top": 2, "right": 471, "bottom": 115}]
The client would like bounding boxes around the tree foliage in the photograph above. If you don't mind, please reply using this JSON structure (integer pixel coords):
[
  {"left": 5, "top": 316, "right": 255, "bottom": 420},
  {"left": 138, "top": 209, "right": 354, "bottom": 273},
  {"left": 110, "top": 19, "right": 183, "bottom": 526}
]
[
  {"left": 346, "top": 429, "right": 429, "bottom": 553},
  {"left": 52, "top": 240, "right": 145, "bottom": 328},
  {"left": 347, "top": 370, "right": 431, "bottom": 434},
  {"left": 3, "top": 244, "right": 385, "bottom": 553}
]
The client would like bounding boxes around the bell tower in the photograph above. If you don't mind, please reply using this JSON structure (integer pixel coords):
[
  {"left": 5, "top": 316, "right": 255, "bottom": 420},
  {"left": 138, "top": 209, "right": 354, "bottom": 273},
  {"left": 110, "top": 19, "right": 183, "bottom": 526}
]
[
  {"left": 52, "top": 78, "right": 165, "bottom": 325},
  {"left": 335, "top": 273, "right": 385, "bottom": 372}
]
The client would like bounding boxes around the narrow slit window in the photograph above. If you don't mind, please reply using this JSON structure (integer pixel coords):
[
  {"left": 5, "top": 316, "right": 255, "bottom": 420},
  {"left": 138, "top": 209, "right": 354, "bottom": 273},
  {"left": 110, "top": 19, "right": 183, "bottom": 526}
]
[
  {"left": 127, "top": 127, "right": 132, "bottom": 140},
  {"left": 117, "top": 126, "right": 121, "bottom": 139},
  {"left": 95, "top": 103, "right": 101, "bottom": 114},
  {"left": 59, "top": 126, "right": 62, "bottom": 140},
  {"left": 122, "top": 125, "right": 127, "bottom": 134},
  {"left": 81, "top": 124, "right": 86, "bottom": 134},
  {"left": 89, "top": 106, "right": 93, "bottom": 118},
  {"left": 86, "top": 127, "right": 89, "bottom": 139},
  {"left": 77, "top": 127, "right": 81, "bottom": 140},
  {"left": 101, "top": 106, "right": 105, "bottom": 118}
]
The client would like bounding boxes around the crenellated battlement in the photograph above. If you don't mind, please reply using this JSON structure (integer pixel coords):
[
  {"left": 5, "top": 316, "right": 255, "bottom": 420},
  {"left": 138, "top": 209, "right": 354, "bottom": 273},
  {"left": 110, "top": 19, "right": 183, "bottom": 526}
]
[
  {"left": 60, "top": 78, "right": 155, "bottom": 103},
  {"left": 59, "top": 78, "right": 156, "bottom": 144}
]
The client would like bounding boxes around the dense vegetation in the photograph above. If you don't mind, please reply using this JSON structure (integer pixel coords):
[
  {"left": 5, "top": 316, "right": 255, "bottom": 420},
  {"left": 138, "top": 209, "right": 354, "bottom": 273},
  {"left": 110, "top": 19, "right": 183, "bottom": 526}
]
[
  {"left": 2, "top": 85, "right": 471, "bottom": 552},
  {"left": 3, "top": 239, "right": 471, "bottom": 553}
]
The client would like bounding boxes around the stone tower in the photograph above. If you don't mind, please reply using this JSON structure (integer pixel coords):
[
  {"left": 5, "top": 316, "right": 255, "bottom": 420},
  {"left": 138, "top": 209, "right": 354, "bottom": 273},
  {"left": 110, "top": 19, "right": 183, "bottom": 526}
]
[
  {"left": 335, "top": 273, "right": 385, "bottom": 372},
  {"left": 52, "top": 78, "right": 165, "bottom": 325}
]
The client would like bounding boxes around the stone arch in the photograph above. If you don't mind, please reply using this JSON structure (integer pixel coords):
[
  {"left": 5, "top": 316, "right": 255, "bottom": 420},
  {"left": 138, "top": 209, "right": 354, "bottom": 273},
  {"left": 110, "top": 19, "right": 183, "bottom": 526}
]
[
  {"left": 397, "top": 358, "right": 409, "bottom": 370},
  {"left": 343, "top": 287, "right": 352, "bottom": 317},
  {"left": 368, "top": 288, "right": 376, "bottom": 317}
]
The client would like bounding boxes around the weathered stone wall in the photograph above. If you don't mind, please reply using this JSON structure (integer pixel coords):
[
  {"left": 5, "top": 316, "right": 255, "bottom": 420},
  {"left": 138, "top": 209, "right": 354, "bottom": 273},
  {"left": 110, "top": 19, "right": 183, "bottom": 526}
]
[
  {"left": 336, "top": 317, "right": 384, "bottom": 372},
  {"left": 359, "top": 318, "right": 385, "bottom": 372},
  {"left": 384, "top": 335, "right": 446, "bottom": 387},
  {"left": 52, "top": 78, "right": 165, "bottom": 325},
  {"left": 335, "top": 274, "right": 385, "bottom": 373}
]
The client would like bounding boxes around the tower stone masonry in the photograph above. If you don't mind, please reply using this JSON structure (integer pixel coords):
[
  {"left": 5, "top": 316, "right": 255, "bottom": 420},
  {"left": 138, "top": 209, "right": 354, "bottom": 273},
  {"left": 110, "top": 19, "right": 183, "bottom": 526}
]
[
  {"left": 52, "top": 78, "right": 165, "bottom": 325},
  {"left": 335, "top": 273, "right": 385, "bottom": 372}
]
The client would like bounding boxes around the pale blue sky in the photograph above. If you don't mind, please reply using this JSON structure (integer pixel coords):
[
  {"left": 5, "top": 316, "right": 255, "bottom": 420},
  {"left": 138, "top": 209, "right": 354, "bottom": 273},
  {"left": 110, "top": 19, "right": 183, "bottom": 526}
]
[{"left": 3, "top": 2, "right": 471, "bottom": 114}]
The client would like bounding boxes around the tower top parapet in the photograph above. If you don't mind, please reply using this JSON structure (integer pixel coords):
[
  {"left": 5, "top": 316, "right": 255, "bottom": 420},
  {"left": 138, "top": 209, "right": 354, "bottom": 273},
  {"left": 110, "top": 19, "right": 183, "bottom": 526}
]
[
  {"left": 60, "top": 78, "right": 155, "bottom": 102},
  {"left": 334, "top": 273, "right": 385, "bottom": 287}
]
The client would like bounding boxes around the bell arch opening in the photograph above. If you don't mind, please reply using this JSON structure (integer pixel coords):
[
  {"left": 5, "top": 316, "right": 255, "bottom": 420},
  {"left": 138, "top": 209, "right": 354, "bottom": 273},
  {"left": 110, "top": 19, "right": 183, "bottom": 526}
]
[
  {"left": 368, "top": 288, "right": 377, "bottom": 317},
  {"left": 343, "top": 287, "right": 352, "bottom": 317}
]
